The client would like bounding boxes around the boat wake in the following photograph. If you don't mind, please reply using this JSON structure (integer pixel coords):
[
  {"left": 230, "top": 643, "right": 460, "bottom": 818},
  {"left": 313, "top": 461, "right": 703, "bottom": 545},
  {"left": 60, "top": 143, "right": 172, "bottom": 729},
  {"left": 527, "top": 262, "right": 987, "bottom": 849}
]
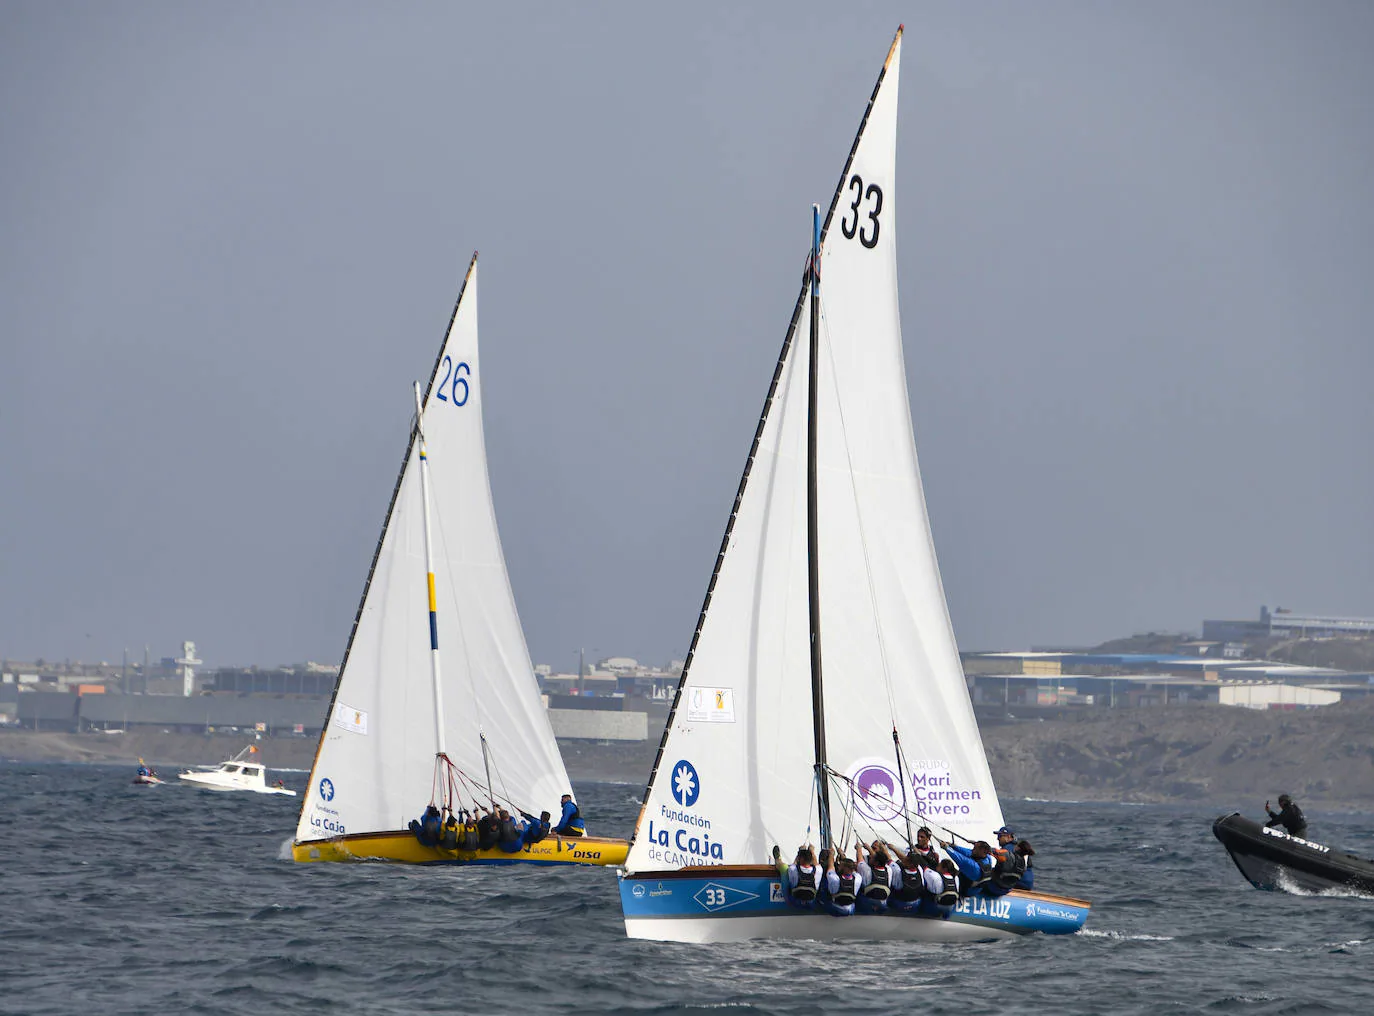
[
  {"left": 1275, "top": 869, "right": 1374, "bottom": 899},
  {"left": 1078, "top": 928, "right": 1174, "bottom": 942}
]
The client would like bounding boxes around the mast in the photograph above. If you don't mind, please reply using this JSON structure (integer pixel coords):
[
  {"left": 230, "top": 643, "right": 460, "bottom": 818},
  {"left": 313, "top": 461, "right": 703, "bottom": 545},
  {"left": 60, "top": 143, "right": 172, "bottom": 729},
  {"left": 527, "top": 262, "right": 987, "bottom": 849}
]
[
  {"left": 413, "top": 381, "right": 448, "bottom": 762},
  {"left": 807, "top": 203, "right": 831, "bottom": 847}
]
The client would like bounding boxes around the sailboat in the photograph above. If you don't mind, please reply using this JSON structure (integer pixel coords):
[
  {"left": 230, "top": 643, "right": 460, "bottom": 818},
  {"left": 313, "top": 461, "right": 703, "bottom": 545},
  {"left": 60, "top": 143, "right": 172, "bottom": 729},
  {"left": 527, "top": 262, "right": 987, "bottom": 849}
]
[
  {"left": 618, "top": 28, "right": 1089, "bottom": 940},
  {"left": 293, "top": 254, "right": 627, "bottom": 866}
]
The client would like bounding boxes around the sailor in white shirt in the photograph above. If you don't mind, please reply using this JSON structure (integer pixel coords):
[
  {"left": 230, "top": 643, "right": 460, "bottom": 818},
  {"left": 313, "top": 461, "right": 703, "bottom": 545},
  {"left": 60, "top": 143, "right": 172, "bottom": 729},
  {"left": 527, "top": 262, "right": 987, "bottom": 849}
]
[
  {"left": 855, "top": 841, "right": 900, "bottom": 908},
  {"left": 784, "top": 845, "right": 822, "bottom": 905},
  {"left": 824, "top": 851, "right": 861, "bottom": 915}
]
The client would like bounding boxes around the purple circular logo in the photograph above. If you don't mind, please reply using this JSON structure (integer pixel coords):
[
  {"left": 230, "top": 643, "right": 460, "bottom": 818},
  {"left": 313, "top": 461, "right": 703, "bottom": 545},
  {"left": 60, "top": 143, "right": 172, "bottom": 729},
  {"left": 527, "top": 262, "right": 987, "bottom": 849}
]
[{"left": 851, "top": 763, "right": 902, "bottom": 822}]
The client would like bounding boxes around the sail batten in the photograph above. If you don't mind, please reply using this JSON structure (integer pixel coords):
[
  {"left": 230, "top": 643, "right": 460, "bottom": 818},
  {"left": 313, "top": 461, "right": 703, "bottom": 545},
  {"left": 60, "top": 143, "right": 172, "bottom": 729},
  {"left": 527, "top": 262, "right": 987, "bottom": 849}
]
[{"left": 626, "top": 28, "right": 1003, "bottom": 875}]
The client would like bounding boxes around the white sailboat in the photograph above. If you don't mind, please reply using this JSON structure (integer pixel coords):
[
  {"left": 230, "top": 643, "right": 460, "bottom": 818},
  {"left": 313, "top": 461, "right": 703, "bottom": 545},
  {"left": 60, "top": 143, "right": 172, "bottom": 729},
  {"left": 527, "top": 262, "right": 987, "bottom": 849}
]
[
  {"left": 293, "top": 255, "right": 626, "bottom": 866},
  {"left": 619, "top": 28, "right": 1089, "bottom": 940}
]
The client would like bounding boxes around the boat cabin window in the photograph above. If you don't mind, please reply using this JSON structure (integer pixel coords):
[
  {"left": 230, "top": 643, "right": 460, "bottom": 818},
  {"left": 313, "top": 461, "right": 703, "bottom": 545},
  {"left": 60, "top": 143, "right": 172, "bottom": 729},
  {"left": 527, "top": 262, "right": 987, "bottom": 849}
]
[{"left": 223, "top": 764, "right": 241, "bottom": 773}]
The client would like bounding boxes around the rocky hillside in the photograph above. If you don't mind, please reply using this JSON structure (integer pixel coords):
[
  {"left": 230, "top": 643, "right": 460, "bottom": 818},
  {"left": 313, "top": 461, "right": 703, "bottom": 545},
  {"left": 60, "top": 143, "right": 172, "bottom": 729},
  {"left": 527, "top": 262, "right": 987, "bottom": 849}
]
[{"left": 984, "top": 696, "right": 1374, "bottom": 807}]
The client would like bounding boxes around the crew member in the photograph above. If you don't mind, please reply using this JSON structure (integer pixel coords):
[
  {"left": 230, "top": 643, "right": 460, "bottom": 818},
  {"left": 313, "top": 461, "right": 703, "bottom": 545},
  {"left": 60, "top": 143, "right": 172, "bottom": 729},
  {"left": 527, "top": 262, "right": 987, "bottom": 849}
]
[
  {"left": 993, "top": 825, "right": 1016, "bottom": 858},
  {"left": 408, "top": 804, "right": 443, "bottom": 847},
  {"left": 439, "top": 811, "right": 461, "bottom": 850},
  {"left": 855, "top": 841, "right": 897, "bottom": 910},
  {"left": 942, "top": 838, "right": 995, "bottom": 894},
  {"left": 986, "top": 837, "right": 1033, "bottom": 896},
  {"left": 778, "top": 844, "right": 821, "bottom": 908},
  {"left": 475, "top": 807, "right": 502, "bottom": 850},
  {"left": 553, "top": 794, "right": 586, "bottom": 837},
  {"left": 890, "top": 849, "right": 935, "bottom": 912},
  {"left": 930, "top": 859, "right": 962, "bottom": 911},
  {"left": 1265, "top": 795, "right": 1308, "bottom": 838},
  {"left": 912, "top": 826, "right": 940, "bottom": 867},
  {"left": 824, "top": 850, "right": 860, "bottom": 916},
  {"left": 460, "top": 811, "right": 481, "bottom": 851},
  {"left": 522, "top": 810, "right": 552, "bottom": 846},
  {"left": 497, "top": 808, "right": 527, "bottom": 852}
]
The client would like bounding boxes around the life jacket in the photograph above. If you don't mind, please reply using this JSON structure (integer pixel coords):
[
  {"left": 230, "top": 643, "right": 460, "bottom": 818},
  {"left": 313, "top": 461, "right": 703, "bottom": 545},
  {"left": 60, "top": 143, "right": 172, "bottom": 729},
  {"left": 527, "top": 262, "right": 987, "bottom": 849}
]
[
  {"left": 861, "top": 863, "right": 891, "bottom": 901},
  {"left": 461, "top": 823, "right": 480, "bottom": 851},
  {"left": 499, "top": 817, "right": 520, "bottom": 845},
  {"left": 525, "top": 821, "right": 549, "bottom": 845},
  {"left": 477, "top": 817, "right": 500, "bottom": 850},
  {"left": 896, "top": 864, "right": 925, "bottom": 902},
  {"left": 831, "top": 871, "right": 858, "bottom": 907},
  {"left": 969, "top": 857, "right": 994, "bottom": 892},
  {"left": 439, "top": 819, "right": 459, "bottom": 850},
  {"left": 936, "top": 873, "right": 960, "bottom": 907},
  {"left": 993, "top": 852, "right": 1027, "bottom": 889},
  {"left": 791, "top": 866, "right": 818, "bottom": 903}
]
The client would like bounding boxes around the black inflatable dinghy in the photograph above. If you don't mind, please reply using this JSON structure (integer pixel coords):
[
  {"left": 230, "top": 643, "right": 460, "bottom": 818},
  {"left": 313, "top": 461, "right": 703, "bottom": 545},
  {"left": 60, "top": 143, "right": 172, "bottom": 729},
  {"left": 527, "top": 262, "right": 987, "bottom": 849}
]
[{"left": 1213, "top": 812, "right": 1374, "bottom": 894}]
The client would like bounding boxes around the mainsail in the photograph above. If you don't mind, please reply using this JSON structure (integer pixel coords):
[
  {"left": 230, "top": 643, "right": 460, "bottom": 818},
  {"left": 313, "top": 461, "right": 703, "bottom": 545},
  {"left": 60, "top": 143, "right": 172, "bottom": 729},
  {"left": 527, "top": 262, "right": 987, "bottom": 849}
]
[
  {"left": 626, "top": 29, "right": 1003, "bottom": 873},
  {"left": 296, "top": 256, "right": 572, "bottom": 846}
]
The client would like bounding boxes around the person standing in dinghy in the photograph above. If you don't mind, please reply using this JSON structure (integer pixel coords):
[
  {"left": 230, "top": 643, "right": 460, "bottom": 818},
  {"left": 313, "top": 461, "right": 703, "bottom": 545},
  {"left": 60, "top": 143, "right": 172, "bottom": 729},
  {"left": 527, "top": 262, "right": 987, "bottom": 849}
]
[{"left": 1265, "top": 795, "right": 1308, "bottom": 838}]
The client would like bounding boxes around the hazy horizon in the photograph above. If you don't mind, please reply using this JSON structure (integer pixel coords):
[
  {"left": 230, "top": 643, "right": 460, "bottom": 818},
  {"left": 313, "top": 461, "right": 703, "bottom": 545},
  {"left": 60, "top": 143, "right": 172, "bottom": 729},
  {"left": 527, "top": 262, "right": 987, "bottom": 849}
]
[{"left": 4, "top": 3, "right": 1371, "bottom": 672}]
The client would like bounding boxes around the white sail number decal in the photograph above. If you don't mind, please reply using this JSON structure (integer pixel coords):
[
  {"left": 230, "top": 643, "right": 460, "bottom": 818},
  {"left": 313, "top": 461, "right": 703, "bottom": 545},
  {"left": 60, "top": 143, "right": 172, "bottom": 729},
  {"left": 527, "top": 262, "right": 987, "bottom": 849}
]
[
  {"left": 839, "top": 174, "right": 883, "bottom": 249},
  {"left": 435, "top": 356, "right": 471, "bottom": 407}
]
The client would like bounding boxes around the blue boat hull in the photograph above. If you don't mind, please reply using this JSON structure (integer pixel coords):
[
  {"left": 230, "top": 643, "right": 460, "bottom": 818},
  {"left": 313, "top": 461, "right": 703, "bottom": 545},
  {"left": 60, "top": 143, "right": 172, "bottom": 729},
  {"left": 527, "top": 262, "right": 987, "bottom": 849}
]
[{"left": 620, "top": 868, "right": 1089, "bottom": 942}]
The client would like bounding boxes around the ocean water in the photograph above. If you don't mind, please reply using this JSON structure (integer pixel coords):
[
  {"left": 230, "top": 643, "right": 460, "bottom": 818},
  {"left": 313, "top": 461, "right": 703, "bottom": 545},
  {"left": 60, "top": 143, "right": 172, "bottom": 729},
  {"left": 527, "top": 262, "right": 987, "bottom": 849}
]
[{"left": 5, "top": 762, "right": 1374, "bottom": 1015}]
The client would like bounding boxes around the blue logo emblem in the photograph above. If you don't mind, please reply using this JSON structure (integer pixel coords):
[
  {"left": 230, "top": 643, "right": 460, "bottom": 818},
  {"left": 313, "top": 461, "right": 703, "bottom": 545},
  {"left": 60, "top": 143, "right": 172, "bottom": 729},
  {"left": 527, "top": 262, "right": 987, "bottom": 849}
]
[
  {"left": 671, "top": 759, "right": 700, "bottom": 807},
  {"left": 319, "top": 778, "right": 335, "bottom": 801}
]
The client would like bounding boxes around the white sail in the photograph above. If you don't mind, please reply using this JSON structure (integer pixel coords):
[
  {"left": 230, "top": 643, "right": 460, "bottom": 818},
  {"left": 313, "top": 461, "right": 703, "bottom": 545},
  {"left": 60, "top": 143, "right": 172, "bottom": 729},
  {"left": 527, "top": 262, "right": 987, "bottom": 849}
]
[
  {"left": 296, "top": 258, "right": 572, "bottom": 845},
  {"left": 626, "top": 31, "right": 1003, "bottom": 873}
]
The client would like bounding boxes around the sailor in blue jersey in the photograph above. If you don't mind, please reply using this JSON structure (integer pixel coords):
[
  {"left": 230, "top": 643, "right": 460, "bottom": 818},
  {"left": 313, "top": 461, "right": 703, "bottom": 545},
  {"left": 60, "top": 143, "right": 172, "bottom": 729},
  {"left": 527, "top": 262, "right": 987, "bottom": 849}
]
[
  {"left": 553, "top": 794, "right": 586, "bottom": 837},
  {"left": 942, "top": 839, "right": 995, "bottom": 895},
  {"left": 521, "top": 811, "right": 551, "bottom": 846},
  {"left": 409, "top": 804, "right": 443, "bottom": 847}
]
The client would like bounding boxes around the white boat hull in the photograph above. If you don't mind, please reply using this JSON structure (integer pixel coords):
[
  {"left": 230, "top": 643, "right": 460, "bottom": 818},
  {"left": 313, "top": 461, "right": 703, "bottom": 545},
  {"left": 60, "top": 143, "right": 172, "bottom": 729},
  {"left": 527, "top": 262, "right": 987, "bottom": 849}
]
[
  {"left": 178, "top": 772, "right": 295, "bottom": 795},
  {"left": 625, "top": 912, "right": 1018, "bottom": 944}
]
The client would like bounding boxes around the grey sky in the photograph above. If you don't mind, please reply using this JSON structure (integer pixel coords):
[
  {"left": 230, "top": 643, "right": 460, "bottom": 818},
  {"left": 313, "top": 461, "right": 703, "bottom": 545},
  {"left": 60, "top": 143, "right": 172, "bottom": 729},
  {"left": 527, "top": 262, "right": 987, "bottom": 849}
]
[{"left": 2, "top": 2, "right": 1371, "bottom": 670}]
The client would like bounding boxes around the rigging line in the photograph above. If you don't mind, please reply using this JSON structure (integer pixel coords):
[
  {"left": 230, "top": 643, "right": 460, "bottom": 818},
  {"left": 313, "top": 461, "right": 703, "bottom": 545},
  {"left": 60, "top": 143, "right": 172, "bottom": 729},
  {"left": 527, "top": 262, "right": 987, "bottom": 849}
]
[
  {"left": 827, "top": 765, "right": 972, "bottom": 846},
  {"left": 817, "top": 302, "right": 899, "bottom": 724}
]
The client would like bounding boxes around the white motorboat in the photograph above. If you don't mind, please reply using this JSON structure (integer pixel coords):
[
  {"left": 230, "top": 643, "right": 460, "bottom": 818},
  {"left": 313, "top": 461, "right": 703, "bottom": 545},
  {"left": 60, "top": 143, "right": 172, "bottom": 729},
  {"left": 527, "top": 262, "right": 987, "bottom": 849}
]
[{"left": 178, "top": 746, "right": 297, "bottom": 795}]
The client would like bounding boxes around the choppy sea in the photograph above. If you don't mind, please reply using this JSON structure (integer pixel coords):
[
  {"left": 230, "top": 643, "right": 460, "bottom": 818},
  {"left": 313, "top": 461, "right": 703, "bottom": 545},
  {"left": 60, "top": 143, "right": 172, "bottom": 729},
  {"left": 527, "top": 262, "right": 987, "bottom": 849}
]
[{"left": 4, "top": 762, "right": 1374, "bottom": 1015}]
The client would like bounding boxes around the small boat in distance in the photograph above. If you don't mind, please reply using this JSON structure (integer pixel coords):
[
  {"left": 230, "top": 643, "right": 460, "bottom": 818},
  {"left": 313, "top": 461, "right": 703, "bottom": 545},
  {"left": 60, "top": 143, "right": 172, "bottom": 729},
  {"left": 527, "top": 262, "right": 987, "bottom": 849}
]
[
  {"left": 291, "top": 255, "right": 627, "bottom": 867},
  {"left": 618, "top": 27, "right": 1089, "bottom": 942},
  {"left": 1214, "top": 812, "right": 1374, "bottom": 895},
  {"left": 132, "top": 758, "right": 163, "bottom": 786},
  {"left": 179, "top": 745, "right": 297, "bottom": 796}
]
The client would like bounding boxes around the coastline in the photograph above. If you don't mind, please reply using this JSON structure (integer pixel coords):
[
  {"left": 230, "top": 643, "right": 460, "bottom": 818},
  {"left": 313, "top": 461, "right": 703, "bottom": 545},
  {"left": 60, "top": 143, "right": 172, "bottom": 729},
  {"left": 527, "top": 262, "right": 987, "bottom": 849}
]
[{"left": 7, "top": 695, "right": 1374, "bottom": 809}]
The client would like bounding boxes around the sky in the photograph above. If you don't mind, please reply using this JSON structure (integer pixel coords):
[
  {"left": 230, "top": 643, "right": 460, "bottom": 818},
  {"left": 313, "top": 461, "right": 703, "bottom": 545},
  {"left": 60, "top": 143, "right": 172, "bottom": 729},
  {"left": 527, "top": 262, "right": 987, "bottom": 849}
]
[{"left": 2, "top": 2, "right": 1372, "bottom": 671}]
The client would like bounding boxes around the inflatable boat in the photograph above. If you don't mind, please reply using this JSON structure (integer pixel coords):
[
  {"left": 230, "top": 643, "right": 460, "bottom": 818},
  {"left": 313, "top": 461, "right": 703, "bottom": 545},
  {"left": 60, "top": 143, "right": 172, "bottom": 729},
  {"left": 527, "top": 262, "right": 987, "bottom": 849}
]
[{"left": 1213, "top": 812, "right": 1374, "bottom": 894}]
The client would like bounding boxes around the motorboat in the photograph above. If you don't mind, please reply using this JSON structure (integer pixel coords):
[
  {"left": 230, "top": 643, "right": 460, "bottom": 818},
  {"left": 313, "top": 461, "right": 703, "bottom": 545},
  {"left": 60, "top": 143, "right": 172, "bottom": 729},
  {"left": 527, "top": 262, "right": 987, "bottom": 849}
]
[
  {"left": 179, "top": 745, "right": 297, "bottom": 796},
  {"left": 1213, "top": 812, "right": 1374, "bottom": 894}
]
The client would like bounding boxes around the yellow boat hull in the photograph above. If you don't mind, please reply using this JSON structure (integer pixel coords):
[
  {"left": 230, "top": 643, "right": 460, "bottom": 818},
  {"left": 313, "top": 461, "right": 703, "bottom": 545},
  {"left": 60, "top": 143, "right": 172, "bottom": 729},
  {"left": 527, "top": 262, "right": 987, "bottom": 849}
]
[{"left": 292, "top": 831, "right": 628, "bottom": 867}]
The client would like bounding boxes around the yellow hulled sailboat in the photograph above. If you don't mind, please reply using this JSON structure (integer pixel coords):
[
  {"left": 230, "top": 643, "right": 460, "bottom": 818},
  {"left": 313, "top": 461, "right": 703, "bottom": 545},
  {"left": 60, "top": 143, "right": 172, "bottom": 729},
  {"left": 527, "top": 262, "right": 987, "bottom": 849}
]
[{"left": 292, "top": 254, "right": 627, "bottom": 867}]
